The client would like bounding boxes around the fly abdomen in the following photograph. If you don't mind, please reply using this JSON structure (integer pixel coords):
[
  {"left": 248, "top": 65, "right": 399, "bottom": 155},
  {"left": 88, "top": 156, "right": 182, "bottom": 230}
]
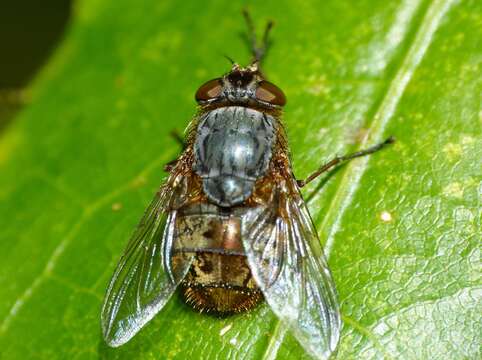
[
  {"left": 181, "top": 253, "right": 263, "bottom": 314},
  {"left": 194, "top": 106, "right": 276, "bottom": 207},
  {"left": 173, "top": 203, "right": 263, "bottom": 314}
]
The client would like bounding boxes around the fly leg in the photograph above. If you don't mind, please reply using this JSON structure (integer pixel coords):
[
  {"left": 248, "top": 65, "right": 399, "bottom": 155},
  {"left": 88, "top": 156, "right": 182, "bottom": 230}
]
[
  {"left": 297, "top": 136, "right": 395, "bottom": 188},
  {"left": 164, "top": 130, "right": 186, "bottom": 172},
  {"left": 242, "top": 9, "right": 274, "bottom": 64},
  {"left": 169, "top": 129, "right": 185, "bottom": 149}
]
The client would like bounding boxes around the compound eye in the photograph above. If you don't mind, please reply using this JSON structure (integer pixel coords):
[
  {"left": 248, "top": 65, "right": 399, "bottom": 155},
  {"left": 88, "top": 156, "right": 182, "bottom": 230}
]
[
  {"left": 195, "top": 78, "right": 223, "bottom": 102},
  {"left": 255, "top": 80, "right": 286, "bottom": 106}
]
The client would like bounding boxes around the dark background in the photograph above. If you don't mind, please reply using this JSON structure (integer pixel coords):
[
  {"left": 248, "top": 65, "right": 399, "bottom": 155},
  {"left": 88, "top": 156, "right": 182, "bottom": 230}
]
[{"left": 0, "top": 0, "right": 70, "bottom": 131}]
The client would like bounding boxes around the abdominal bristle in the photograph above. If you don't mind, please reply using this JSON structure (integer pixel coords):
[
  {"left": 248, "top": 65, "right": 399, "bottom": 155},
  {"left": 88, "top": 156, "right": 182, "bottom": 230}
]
[{"left": 181, "top": 284, "right": 263, "bottom": 315}]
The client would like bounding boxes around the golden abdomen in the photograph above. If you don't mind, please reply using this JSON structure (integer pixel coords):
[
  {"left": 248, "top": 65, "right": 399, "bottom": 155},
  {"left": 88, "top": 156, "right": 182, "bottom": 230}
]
[
  {"left": 180, "top": 252, "right": 262, "bottom": 314},
  {"left": 173, "top": 204, "right": 263, "bottom": 315}
]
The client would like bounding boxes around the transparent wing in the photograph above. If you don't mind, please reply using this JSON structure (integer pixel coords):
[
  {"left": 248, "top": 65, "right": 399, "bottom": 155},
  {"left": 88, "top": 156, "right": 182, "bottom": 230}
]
[
  {"left": 101, "top": 180, "right": 192, "bottom": 347},
  {"left": 243, "top": 183, "right": 341, "bottom": 359}
]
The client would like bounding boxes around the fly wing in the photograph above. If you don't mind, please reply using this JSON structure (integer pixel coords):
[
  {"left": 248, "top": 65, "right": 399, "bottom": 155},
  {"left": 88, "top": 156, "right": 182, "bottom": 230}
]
[
  {"left": 101, "top": 176, "right": 192, "bottom": 347},
  {"left": 242, "top": 181, "right": 341, "bottom": 359}
]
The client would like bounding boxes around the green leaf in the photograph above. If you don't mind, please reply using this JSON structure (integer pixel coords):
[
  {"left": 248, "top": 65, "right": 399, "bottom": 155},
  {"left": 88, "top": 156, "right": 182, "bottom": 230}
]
[{"left": 0, "top": 0, "right": 480, "bottom": 359}]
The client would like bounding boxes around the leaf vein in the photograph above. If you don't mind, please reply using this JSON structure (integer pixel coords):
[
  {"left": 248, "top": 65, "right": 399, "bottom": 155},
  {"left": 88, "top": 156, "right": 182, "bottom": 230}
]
[
  {"left": 341, "top": 314, "right": 395, "bottom": 360},
  {"left": 321, "top": 0, "right": 457, "bottom": 259},
  {"left": 0, "top": 153, "right": 167, "bottom": 333},
  {"left": 261, "top": 0, "right": 458, "bottom": 358}
]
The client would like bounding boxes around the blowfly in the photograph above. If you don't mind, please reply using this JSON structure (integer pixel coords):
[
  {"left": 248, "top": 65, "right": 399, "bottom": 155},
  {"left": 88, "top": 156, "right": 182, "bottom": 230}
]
[{"left": 101, "top": 11, "right": 394, "bottom": 359}]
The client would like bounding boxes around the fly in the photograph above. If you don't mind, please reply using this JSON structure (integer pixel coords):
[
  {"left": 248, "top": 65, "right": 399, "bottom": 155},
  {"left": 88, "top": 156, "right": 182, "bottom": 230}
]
[{"left": 101, "top": 11, "right": 394, "bottom": 359}]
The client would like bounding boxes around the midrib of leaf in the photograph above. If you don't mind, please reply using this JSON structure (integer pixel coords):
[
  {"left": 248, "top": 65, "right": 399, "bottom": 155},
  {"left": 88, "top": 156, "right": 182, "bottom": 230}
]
[
  {"left": 261, "top": 0, "right": 457, "bottom": 358},
  {"left": 322, "top": 0, "right": 457, "bottom": 259}
]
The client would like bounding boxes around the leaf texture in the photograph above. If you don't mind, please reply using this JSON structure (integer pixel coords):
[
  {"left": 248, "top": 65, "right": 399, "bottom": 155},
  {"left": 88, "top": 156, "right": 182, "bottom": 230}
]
[{"left": 0, "top": 0, "right": 480, "bottom": 359}]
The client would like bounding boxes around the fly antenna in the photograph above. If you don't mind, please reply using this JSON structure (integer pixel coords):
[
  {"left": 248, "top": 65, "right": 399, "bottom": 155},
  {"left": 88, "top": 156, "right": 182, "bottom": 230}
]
[{"left": 223, "top": 54, "right": 236, "bottom": 65}]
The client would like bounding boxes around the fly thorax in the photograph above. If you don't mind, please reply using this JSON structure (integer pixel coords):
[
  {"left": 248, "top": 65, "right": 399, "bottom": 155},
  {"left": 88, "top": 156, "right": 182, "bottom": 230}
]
[{"left": 193, "top": 106, "right": 276, "bottom": 207}]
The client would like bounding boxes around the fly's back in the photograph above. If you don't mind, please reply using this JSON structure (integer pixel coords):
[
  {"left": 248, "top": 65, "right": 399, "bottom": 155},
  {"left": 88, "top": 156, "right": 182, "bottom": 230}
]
[{"left": 194, "top": 106, "right": 276, "bottom": 207}]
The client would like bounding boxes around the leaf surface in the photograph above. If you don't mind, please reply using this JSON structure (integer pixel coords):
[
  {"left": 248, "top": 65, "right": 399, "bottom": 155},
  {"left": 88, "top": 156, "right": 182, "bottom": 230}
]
[{"left": 0, "top": 0, "right": 480, "bottom": 359}]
